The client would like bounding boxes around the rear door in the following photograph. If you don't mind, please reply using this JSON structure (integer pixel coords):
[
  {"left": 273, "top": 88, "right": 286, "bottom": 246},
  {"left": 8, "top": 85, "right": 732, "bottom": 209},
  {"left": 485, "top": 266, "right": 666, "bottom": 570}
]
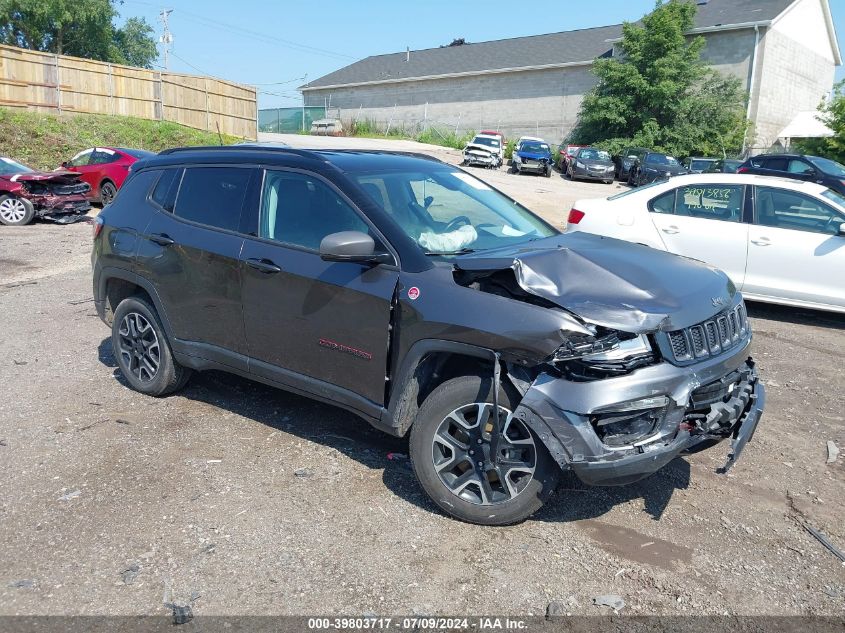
[
  {"left": 239, "top": 168, "right": 399, "bottom": 406},
  {"left": 134, "top": 165, "right": 254, "bottom": 365},
  {"left": 648, "top": 183, "right": 749, "bottom": 287},
  {"left": 744, "top": 185, "right": 845, "bottom": 308}
]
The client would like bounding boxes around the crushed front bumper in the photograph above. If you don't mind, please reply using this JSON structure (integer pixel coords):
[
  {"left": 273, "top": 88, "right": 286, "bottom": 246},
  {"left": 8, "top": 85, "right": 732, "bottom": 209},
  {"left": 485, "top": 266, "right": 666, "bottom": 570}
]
[
  {"left": 464, "top": 152, "right": 500, "bottom": 167},
  {"left": 515, "top": 340, "right": 764, "bottom": 486},
  {"left": 30, "top": 194, "right": 91, "bottom": 220}
]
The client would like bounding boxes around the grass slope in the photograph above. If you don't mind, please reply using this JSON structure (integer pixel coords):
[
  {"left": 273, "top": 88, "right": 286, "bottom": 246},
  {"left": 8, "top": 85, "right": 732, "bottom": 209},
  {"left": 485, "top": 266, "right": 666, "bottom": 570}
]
[{"left": 0, "top": 108, "right": 239, "bottom": 170}]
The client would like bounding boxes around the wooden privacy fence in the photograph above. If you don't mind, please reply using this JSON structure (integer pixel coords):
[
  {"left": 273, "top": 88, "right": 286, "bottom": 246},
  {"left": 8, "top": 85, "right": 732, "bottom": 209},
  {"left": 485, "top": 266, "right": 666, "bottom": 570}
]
[{"left": 0, "top": 44, "right": 257, "bottom": 139}]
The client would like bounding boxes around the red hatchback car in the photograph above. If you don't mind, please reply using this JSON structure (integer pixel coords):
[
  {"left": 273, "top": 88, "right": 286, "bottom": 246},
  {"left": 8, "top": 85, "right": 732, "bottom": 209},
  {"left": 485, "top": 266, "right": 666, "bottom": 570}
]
[{"left": 61, "top": 147, "right": 155, "bottom": 205}]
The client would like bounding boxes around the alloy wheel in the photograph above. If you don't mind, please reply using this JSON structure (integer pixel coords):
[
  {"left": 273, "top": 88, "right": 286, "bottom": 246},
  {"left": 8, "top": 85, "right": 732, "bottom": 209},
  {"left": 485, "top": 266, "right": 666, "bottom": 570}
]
[
  {"left": 431, "top": 402, "right": 537, "bottom": 506},
  {"left": 117, "top": 312, "right": 161, "bottom": 382},
  {"left": 0, "top": 198, "right": 28, "bottom": 223},
  {"left": 101, "top": 182, "right": 117, "bottom": 205}
]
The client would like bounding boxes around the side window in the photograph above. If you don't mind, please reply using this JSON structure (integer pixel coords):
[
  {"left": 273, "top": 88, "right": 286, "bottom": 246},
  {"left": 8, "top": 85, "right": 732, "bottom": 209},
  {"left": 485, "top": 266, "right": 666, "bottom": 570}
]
[
  {"left": 261, "top": 170, "right": 369, "bottom": 250},
  {"left": 676, "top": 185, "right": 744, "bottom": 222},
  {"left": 763, "top": 157, "right": 788, "bottom": 171},
  {"left": 90, "top": 149, "right": 118, "bottom": 165},
  {"left": 172, "top": 167, "right": 250, "bottom": 232},
  {"left": 649, "top": 189, "right": 676, "bottom": 214},
  {"left": 150, "top": 168, "right": 182, "bottom": 212},
  {"left": 68, "top": 149, "right": 92, "bottom": 167},
  {"left": 755, "top": 187, "right": 844, "bottom": 235},
  {"left": 787, "top": 159, "right": 814, "bottom": 175}
]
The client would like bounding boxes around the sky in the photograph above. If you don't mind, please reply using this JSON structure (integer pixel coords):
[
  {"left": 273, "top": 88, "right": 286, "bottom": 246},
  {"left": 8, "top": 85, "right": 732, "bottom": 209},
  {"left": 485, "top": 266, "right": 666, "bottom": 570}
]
[{"left": 117, "top": 0, "right": 845, "bottom": 110}]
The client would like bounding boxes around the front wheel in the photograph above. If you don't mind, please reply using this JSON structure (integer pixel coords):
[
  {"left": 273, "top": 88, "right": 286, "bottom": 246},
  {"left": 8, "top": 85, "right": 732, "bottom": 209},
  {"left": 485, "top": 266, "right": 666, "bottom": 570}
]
[
  {"left": 409, "top": 375, "right": 559, "bottom": 525},
  {"left": 0, "top": 195, "right": 35, "bottom": 226}
]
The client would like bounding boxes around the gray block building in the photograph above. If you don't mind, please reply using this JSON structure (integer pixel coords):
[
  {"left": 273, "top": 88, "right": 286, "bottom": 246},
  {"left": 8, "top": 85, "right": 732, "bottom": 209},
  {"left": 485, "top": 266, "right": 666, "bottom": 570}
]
[{"left": 300, "top": 0, "right": 840, "bottom": 151}]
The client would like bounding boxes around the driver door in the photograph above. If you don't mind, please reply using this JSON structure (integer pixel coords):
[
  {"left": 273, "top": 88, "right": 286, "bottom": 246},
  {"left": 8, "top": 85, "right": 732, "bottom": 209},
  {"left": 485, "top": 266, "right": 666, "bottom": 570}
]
[{"left": 240, "top": 168, "right": 400, "bottom": 407}]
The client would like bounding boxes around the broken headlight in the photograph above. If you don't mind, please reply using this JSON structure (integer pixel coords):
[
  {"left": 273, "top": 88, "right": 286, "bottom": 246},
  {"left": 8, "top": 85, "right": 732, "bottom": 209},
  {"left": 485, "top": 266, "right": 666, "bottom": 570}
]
[
  {"left": 554, "top": 332, "right": 653, "bottom": 362},
  {"left": 553, "top": 333, "right": 656, "bottom": 380}
]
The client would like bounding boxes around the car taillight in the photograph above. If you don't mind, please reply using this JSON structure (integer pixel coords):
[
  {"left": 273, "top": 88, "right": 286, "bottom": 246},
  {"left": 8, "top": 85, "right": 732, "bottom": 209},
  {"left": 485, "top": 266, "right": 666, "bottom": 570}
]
[
  {"left": 92, "top": 216, "right": 104, "bottom": 239},
  {"left": 568, "top": 208, "right": 585, "bottom": 224},
  {"left": 737, "top": 166, "right": 748, "bottom": 174}
]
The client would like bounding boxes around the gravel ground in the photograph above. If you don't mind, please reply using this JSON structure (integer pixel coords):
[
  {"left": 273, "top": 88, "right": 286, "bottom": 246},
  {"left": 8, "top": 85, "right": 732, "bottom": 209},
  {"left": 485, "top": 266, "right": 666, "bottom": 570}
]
[{"left": 0, "top": 138, "right": 844, "bottom": 617}]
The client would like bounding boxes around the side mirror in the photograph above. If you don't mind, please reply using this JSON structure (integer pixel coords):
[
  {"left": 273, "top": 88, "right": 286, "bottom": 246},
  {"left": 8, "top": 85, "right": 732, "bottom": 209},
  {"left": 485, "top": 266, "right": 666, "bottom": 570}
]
[
  {"left": 61, "top": 161, "right": 68, "bottom": 168},
  {"left": 838, "top": 222, "right": 845, "bottom": 237},
  {"left": 319, "top": 231, "right": 390, "bottom": 264}
]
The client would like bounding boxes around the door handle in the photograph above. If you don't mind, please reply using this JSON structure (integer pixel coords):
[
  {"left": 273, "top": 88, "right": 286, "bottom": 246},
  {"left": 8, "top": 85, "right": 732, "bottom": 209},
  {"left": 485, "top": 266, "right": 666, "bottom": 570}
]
[
  {"left": 751, "top": 237, "right": 771, "bottom": 246},
  {"left": 149, "top": 233, "right": 175, "bottom": 246},
  {"left": 661, "top": 225, "right": 680, "bottom": 234},
  {"left": 246, "top": 258, "right": 282, "bottom": 274}
]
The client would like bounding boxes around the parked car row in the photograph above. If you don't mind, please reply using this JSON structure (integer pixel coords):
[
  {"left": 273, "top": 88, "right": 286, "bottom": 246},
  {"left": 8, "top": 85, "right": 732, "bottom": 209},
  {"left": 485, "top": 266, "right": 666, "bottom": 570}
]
[{"left": 0, "top": 146, "right": 154, "bottom": 226}]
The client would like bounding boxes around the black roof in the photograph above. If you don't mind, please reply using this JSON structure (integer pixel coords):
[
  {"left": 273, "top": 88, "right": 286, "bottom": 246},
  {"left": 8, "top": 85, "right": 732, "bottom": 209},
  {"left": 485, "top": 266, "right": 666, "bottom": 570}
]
[
  {"left": 145, "top": 146, "right": 445, "bottom": 172},
  {"left": 302, "top": 0, "right": 795, "bottom": 90}
]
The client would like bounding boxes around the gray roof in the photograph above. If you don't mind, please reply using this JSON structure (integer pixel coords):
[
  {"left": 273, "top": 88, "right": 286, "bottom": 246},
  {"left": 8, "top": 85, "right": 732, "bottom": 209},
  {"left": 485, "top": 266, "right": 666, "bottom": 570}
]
[{"left": 302, "top": 0, "right": 796, "bottom": 90}]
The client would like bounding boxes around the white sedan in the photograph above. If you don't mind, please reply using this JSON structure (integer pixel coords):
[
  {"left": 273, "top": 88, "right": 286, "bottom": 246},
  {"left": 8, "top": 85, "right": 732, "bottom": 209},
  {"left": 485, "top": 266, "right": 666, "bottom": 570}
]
[{"left": 566, "top": 173, "right": 845, "bottom": 313}]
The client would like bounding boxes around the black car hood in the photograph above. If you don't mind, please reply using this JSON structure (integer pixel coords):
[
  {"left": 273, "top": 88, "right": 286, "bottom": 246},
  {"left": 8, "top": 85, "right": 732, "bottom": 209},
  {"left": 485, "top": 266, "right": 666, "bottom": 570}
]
[
  {"left": 579, "top": 158, "right": 614, "bottom": 168},
  {"left": 454, "top": 232, "right": 736, "bottom": 333},
  {"left": 647, "top": 164, "right": 687, "bottom": 175}
]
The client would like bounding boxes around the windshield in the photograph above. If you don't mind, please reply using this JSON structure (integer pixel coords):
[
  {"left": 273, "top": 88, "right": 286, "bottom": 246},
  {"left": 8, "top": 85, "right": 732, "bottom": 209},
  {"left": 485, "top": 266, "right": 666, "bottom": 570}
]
[
  {"left": 690, "top": 159, "right": 715, "bottom": 170},
  {"left": 351, "top": 168, "right": 556, "bottom": 255},
  {"left": 471, "top": 137, "right": 500, "bottom": 148},
  {"left": 579, "top": 149, "right": 611, "bottom": 161},
  {"left": 0, "top": 157, "right": 34, "bottom": 176},
  {"left": 520, "top": 142, "right": 549, "bottom": 154},
  {"left": 607, "top": 180, "right": 667, "bottom": 200},
  {"left": 808, "top": 156, "right": 845, "bottom": 177},
  {"left": 646, "top": 154, "right": 680, "bottom": 166},
  {"left": 117, "top": 148, "right": 156, "bottom": 159}
]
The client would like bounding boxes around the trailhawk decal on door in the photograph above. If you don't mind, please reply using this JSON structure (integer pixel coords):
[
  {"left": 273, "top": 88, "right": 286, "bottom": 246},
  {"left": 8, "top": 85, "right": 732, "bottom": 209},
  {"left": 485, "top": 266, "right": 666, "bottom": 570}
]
[{"left": 318, "top": 338, "right": 373, "bottom": 361}]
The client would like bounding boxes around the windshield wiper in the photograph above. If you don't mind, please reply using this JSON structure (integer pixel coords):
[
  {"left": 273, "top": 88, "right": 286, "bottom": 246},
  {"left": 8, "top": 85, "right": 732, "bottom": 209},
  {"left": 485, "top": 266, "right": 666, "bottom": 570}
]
[{"left": 424, "top": 248, "right": 476, "bottom": 256}]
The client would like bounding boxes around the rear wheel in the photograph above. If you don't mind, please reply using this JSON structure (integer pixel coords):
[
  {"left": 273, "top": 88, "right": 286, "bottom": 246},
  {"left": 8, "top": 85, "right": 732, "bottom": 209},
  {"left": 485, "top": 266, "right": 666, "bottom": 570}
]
[
  {"left": 111, "top": 296, "right": 191, "bottom": 396},
  {"left": 100, "top": 181, "right": 117, "bottom": 205},
  {"left": 0, "top": 195, "right": 35, "bottom": 226},
  {"left": 410, "top": 375, "right": 559, "bottom": 525}
]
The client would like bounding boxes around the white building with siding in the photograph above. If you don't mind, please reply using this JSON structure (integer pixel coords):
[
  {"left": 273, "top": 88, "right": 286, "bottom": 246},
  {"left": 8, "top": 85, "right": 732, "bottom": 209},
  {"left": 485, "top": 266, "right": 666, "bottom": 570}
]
[{"left": 300, "top": 0, "right": 840, "bottom": 151}]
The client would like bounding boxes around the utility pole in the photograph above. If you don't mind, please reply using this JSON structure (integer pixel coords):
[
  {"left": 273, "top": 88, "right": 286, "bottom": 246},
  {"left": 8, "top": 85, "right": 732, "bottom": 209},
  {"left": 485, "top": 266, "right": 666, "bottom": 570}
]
[{"left": 158, "top": 9, "right": 174, "bottom": 70}]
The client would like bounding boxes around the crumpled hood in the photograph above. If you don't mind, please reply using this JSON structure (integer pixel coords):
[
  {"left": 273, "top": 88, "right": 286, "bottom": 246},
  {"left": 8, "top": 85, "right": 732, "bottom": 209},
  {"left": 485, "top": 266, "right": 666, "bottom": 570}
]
[
  {"left": 464, "top": 143, "right": 496, "bottom": 154},
  {"left": 3, "top": 170, "right": 82, "bottom": 184},
  {"left": 517, "top": 151, "right": 551, "bottom": 161},
  {"left": 454, "top": 232, "right": 736, "bottom": 333}
]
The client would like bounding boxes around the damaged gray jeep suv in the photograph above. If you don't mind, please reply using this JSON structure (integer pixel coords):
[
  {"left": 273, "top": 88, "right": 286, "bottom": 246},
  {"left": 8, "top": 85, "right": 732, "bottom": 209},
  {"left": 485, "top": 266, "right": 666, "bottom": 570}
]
[{"left": 92, "top": 147, "right": 765, "bottom": 525}]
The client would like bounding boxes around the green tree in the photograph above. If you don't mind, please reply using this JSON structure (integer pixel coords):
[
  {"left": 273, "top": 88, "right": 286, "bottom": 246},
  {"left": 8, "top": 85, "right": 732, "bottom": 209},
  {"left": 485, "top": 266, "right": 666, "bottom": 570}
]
[
  {"left": 0, "top": 0, "right": 157, "bottom": 68},
  {"left": 570, "top": 0, "right": 748, "bottom": 158},
  {"left": 112, "top": 17, "right": 157, "bottom": 68},
  {"left": 795, "top": 81, "right": 845, "bottom": 163}
]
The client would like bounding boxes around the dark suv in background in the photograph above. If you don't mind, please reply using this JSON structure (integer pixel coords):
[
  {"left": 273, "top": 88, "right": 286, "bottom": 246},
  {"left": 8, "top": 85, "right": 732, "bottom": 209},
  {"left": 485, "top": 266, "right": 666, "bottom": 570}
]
[
  {"left": 92, "top": 146, "right": 764, "bottom": 525},
  {"left": 738, "top": 153, "right": 845, "bottom": 196}
]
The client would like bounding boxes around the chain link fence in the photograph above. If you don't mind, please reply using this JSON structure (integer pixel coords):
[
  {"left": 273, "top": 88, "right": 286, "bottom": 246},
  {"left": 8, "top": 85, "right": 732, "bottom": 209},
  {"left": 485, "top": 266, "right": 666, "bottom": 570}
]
[{"left": 258, "top": 106, "right": 326, "bottom": 133}]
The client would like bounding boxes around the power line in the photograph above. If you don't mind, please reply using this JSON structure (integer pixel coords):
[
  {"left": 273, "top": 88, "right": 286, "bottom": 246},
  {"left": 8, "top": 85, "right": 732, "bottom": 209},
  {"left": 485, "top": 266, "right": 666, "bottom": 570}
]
[
  {"left": 157, "top": 9, "right": 174, "bottom": 70},
  {"left": 124, "top": 0, "right": 354, "bottom": 61}
]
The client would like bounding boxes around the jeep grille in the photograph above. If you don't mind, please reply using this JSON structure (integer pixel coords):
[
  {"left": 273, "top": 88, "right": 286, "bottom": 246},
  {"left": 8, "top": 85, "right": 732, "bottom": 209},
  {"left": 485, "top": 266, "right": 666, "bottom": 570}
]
[{"left": 663, "top": 303, "right": 749, "bottom": 364}]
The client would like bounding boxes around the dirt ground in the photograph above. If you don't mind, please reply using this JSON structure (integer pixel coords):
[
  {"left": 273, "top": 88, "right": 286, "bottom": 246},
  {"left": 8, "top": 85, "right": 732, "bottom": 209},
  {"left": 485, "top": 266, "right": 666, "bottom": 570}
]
[{"left": 1, "top": 137, "right": 844, "bottom": 617}]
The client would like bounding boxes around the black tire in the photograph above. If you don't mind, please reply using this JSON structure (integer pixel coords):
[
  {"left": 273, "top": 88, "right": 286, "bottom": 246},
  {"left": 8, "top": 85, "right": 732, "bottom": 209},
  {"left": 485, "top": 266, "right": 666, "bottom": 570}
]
[
  {"left": 111, "top": 295, "right": 191, "bottom": 396},
  {"left": 100, "top": 180, "right": 117, "bottom": 206},
  {"left": 409, "top": 375, "right": 559, "bottom": 525},
  {"left": 544, "top": 166, "right": 551, "bottom": 178},
  {"left": 0, "top": 195, "right": 35, "bottom": 226}
]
